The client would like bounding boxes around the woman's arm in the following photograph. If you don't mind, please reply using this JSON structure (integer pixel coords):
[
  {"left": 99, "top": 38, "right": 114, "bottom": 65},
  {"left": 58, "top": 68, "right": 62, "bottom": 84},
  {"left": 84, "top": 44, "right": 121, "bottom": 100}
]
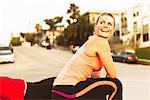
[
  {"left": 91, "top": 71, "right": 101, "bottom": 78},
  {"left": 96, "top": 39, "right": 116, "bottom": 78}
]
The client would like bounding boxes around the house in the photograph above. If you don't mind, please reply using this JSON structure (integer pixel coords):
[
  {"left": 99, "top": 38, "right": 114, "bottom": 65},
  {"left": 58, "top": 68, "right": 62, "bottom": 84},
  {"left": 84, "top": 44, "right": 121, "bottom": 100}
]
[{"left": 120, "top": 2, "right": 150, "bottom": 48}]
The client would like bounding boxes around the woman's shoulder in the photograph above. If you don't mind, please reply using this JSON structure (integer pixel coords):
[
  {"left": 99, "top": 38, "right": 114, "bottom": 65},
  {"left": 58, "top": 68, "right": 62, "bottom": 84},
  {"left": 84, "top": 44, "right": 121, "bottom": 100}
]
[
  {"left": 87, "top": 35, "right": 109, "bottom": 46},
  {"left": 84, "top": 35, "right": 101, "bottom": 56}
]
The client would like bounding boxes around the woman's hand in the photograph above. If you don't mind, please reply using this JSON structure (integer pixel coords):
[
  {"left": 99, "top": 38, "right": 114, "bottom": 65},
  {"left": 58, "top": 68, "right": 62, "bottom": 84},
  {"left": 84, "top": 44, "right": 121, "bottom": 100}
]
[
  {"left": 91, "top": 71, "right": 101, "bottom": 78},
  {"left": 106, "top": 74, "right": 110, "bottom": 78}
]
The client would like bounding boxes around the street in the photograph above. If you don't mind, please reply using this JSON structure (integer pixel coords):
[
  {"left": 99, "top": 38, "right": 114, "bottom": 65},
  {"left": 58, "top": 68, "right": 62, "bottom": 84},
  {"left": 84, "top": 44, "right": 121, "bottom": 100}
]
[{"left": 0, "top": 46, "right": 150, "bottom": 100}]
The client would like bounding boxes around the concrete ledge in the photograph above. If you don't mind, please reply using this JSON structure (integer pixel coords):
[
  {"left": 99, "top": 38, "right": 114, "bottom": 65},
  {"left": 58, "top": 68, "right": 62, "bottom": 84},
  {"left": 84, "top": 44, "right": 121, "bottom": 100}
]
[{"left": 138, "top": 59, "right": 150, "bottom": 65}]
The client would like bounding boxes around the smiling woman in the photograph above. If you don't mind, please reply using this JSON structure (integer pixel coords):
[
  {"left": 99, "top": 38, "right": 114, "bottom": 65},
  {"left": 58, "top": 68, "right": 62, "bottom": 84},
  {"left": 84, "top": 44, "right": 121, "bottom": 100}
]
[
  {"left": 51, "top": 12, "right": 122, "bottom": 100},
  {"left": 0, "top": 12, "right": 122, "bottom": 100},
  {"left": 94, "top": 12, "right": 115, "bottom": 38}
]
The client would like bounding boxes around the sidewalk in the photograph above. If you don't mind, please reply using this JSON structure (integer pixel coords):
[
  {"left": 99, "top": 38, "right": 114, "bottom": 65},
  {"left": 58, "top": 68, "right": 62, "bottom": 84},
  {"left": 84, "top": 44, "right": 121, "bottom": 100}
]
[
  {"left": 54, "top": 46, "right": 70, "bottom": 51},
  {"left": 121, "top": 78, "right": 150, "bottom": 100}
]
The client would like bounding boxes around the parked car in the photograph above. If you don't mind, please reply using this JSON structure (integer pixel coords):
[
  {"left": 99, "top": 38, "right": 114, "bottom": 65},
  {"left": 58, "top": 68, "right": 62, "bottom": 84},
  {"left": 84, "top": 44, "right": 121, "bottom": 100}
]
[
  {"left": 112, "top": 50, "right": 138, "bottom": 63},
  {"left": 0, "top": 46, "right": 15, "bottom": 63},
  {"left": 46, "top": 44, "right": 52, "bottom": 49},
  {"left": 110, "top": 48, "right": 117, "bottom": 56},
  {"left": 72, "top": 46, "right": 80, "bottom": 54},
  {"left": 41, "top": 40, "right": 49, "bottom": 47}
]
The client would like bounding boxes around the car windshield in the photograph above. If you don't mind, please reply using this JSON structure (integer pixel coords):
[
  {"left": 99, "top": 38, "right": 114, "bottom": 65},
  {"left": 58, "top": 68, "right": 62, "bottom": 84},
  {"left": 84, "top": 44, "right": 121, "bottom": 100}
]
[
  {"left": 126, "top": 52, "right": 134, "bottom": 55},
  {"left": 0, "top": 50, "right": 12, "bottom": 55},
  {"left": 0, "top": 47, "right": 13, "bottom": 55}
]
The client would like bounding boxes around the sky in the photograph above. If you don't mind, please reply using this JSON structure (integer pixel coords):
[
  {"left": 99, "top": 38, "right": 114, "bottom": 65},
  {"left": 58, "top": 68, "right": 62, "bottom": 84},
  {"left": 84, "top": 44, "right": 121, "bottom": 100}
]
[{"left": 0, "top": 0, "right": 145, "bottom": 44}]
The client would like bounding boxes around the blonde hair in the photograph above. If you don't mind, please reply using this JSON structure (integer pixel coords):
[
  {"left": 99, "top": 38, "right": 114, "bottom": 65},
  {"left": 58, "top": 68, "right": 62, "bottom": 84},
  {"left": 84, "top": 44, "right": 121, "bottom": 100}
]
[{"left": 96, "top": 12, "right": 115, "bottom": 27}]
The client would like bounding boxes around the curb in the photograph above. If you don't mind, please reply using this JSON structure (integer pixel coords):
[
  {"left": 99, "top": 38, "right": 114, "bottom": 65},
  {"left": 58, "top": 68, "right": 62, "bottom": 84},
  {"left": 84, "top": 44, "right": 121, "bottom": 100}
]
[
  {"left": 55, "top": 47, "right": 70, "bottom": 51},
  {"left": 138, "top": 59, "right": 150, "bottom": 65}
]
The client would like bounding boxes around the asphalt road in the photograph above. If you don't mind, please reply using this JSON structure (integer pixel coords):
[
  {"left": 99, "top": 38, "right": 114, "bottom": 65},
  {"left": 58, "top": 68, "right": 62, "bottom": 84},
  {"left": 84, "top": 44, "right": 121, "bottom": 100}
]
[{"left": 0, "top": 46, "right": 150, "bottom": 100}]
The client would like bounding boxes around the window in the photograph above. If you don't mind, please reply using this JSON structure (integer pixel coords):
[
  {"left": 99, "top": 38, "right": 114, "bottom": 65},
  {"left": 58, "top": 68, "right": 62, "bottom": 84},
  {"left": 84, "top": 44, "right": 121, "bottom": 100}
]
[
  {"left": 0, "top": 47, "right": 13, "bottom": 55},
  {"left": 121, "top": 12, "right": 128, "bottom": 35},
  {"left": 142, "top": 24, "right": 149, "bottom": 42},
  {"left": 134, "top": 22, "right": 138, "bottom": 32},
  {"left": 143, "top": 24, "right": 148, "bottom": 33},
  {"left": 137, "top": 12, "right": 139, "bottom": 16},
  {"left": 133, "top": 12, "right": 139, "bottom": 17},
  {"left": 133, "top": 13, "right": 136, "bottom": 17},
  {"left": 133, "top": 5, "right": 140, "bottom": 17},
  {"left": 143, "top": 33, "right": 149, "bottom": 42}
]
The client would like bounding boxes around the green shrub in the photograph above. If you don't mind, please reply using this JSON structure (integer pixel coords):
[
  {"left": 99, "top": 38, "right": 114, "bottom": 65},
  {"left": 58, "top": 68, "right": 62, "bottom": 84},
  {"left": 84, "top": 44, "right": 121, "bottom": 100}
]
[
  {"left": 10, "top": 37, "right": 21, "bottom": 46},
  {"left": 136, "top": 47, "right": 150, "bottom": 59}
]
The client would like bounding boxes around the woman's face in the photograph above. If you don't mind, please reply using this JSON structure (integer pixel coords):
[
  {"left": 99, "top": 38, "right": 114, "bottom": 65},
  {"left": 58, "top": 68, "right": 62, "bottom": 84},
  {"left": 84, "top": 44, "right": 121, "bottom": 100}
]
[{"left": 95, "top": 15, "right": 115, "bottom": 38}]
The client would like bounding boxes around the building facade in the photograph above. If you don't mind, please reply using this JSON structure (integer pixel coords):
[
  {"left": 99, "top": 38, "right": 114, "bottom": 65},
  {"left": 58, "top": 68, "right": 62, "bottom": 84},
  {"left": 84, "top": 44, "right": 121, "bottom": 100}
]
[{"left": 120, "top": 2, "right": 150, "bottom": 48}]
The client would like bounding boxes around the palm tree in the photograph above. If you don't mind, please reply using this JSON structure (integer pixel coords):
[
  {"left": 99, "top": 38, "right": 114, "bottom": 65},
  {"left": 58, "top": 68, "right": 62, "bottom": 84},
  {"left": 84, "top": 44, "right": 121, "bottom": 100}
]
[
  {"left": 44, "top": 16, "right": 63, "bottom": 46},
  {"left": 62, "top": 3, "right": 80, "bottom": 46},
  {"left": 44, "top": 16, "right": 63, "bottom": 32},
  {"left": 35, "top": 23, "right": 42, "bottom": 32},
  {"left": 64, "top": 13, "right": 94, "bottom": 46},
  {"left": 67, "top": 3, "right": 80, "bottom": 24}
]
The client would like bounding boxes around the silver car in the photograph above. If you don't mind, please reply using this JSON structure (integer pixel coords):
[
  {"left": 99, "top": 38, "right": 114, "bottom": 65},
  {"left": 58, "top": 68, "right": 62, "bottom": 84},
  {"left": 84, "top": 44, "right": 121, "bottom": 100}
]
[{"left": 0, "top": 46, "right": 15, "bottom": 63}]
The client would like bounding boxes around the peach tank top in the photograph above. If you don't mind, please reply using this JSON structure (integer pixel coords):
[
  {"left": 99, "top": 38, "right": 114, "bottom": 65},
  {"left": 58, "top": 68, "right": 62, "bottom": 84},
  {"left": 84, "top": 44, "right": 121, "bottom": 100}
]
[{"left": 53, "top": 44, "right": 102, "bottom": 86}]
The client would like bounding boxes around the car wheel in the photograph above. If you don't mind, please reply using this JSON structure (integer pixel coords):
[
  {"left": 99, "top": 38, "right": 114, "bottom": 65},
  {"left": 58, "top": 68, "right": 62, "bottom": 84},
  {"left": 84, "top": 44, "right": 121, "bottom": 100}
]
[{"left": 123, "top": 59, "right": 126, "bottom": 63}]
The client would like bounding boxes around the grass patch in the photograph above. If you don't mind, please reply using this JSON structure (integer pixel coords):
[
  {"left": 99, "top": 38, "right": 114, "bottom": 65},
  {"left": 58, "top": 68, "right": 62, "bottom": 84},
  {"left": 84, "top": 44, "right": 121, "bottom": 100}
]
[{"left": 135, "top": 47, "right": 150, "bottom": 60}]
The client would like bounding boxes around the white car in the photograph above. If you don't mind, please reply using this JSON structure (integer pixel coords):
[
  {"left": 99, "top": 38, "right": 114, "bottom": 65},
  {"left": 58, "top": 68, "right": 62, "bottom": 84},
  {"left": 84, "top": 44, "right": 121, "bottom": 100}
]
[{"left": 0, "top": 46, "right": 15, "bottom": 63}]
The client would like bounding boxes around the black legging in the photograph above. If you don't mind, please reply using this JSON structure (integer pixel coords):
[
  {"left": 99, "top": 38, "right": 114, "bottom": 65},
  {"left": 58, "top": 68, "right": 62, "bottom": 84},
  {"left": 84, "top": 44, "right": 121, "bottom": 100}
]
[
  {"left": 51, "top": 78, "right": 122, "bottom": 100},
  {"left": 24, "top": 77, "right": 55, "bottom": 99},
  {"left": 24, "top": 77, "right": 122, "bottom": 100}
]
